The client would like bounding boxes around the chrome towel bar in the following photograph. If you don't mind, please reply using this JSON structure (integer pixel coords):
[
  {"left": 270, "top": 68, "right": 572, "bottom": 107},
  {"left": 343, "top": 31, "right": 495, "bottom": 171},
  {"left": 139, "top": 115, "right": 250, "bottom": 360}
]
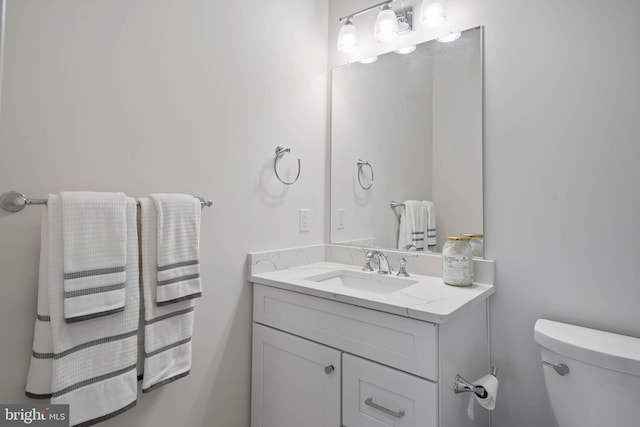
[{"left": 0, "top": 191, "right": 213, "bottom": 213}]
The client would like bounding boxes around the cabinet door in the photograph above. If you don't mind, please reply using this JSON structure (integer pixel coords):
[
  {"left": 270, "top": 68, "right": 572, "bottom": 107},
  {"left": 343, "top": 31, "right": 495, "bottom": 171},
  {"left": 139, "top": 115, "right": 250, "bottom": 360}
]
[
  {"left": 251, "top": 324, "right": 341, "bottom": 427},
  {"left": 343, "top": 354, "right": 438, "bottom": 427}
]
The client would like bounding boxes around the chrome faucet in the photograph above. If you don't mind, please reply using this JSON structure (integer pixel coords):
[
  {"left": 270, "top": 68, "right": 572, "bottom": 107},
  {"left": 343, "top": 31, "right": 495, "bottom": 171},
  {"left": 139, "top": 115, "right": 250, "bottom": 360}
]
[{"left": 363, "top": 250, "right": 392, "bottom": 274}]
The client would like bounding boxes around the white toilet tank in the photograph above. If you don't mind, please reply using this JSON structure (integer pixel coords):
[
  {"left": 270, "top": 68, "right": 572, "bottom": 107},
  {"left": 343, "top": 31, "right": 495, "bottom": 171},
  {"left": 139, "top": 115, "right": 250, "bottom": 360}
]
[{"left": 534, "top": 319, "right": 640, "bottom": 427}]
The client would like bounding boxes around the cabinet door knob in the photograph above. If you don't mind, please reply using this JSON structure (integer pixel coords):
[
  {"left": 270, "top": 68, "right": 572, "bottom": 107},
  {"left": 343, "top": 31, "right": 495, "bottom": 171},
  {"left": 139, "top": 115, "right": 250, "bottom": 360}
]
[{"left": 324, "top": 364, "right": 335, "bottom": 375}]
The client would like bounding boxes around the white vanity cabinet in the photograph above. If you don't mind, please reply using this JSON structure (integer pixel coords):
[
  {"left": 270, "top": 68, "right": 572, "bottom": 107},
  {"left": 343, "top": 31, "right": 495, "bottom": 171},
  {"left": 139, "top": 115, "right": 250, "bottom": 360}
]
[
  {"left": 251, "top": 323, "right": 341, "bottom": 427},
  {"left": 251, "top": 284, "right": 490, "bottom": 427}
]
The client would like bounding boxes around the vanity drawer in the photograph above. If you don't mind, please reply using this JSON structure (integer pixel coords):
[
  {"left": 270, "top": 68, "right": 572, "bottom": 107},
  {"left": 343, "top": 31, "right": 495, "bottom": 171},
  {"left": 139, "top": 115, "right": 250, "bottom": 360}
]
[
  {"left": 343, "top": 353, "right": 438, "bottom": 427},
  {"left": 253, "top": 284, "right": 438, "bottom": 380}
]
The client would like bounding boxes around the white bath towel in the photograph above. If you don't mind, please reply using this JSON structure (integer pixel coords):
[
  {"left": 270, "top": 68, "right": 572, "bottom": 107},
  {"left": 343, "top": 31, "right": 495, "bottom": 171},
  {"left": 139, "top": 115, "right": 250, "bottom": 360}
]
[
  {"left": 60, "top": 192, "right": 127, "bottom": 322},
  {"left": 150, "top": 194, "right": 202, "bottom": 306},
  {"left": 26, "top": 194, "right": 139, "bottom": 427},
  {"left": 423, "top": 200, "right": 437, "bottom": 247},
  {"left": 139, "top": 197, "right": 196, "bottom": 393}
]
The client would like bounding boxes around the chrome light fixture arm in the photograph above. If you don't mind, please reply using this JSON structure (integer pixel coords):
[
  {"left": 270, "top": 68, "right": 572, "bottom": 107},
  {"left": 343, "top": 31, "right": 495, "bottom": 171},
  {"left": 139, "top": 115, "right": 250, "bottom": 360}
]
[{"left": 338, "top": 0, "right": 393, "bottom": 22}]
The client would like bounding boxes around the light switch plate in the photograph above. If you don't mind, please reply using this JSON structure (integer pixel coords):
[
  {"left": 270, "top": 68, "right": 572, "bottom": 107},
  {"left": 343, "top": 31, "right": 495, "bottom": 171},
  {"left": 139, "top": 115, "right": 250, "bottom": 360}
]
[{"left": 337, "top": 208, "right": 345, "bottom": 230}]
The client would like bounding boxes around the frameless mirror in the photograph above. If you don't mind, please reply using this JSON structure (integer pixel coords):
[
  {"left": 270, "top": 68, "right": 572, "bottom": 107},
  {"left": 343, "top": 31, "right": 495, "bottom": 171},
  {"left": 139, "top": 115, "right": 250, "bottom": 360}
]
[
  {"left": 330, "top": 26, "right": 483, "bottom": 255},
  {"left": 0, "top": 0, "right": 5, "bottom": 104}
]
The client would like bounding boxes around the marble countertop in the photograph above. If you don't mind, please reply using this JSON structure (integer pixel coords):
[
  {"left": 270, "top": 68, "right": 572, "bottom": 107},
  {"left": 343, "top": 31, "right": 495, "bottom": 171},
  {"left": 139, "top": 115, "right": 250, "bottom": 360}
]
[{"left": 250, "top": 262, "right": 495, "bottom": 324}]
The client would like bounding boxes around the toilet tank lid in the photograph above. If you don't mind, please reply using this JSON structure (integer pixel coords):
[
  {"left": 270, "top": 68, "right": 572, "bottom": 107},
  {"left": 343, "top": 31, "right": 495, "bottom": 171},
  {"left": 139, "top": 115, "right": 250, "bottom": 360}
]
[{"left": 534, "top": 319, "right": 640, "bottom": 377}]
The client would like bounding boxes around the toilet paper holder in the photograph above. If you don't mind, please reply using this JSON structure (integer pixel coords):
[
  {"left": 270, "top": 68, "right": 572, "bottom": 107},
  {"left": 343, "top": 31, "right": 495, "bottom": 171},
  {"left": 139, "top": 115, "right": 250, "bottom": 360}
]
[{"left": 453, "top": 366, "right": 498, "bottom": 398}]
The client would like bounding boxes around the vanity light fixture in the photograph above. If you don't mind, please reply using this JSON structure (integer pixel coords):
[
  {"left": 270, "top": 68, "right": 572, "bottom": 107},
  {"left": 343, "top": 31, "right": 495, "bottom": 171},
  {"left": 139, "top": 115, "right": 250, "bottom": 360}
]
[
  {"left": 394, "top": 45, "right": 416, "bottom": 54},
  {"left": 420, "top": 0, "right": 447, "bottom": 28},
  {"left": 337, "top": 1, "right": 413, "bottom": 54},
  {"left": 436, "top": 31, "right": 461, "bottom": 43}
]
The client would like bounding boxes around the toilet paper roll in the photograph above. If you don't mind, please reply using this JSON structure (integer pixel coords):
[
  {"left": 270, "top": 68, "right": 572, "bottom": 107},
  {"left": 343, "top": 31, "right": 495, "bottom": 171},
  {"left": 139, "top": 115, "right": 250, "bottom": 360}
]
[
  {"left": 475, "top": 374, "right": 498, "bottom": 410},
  {"left": 466, "top": 374, "right": 499, "bottom": 420}
]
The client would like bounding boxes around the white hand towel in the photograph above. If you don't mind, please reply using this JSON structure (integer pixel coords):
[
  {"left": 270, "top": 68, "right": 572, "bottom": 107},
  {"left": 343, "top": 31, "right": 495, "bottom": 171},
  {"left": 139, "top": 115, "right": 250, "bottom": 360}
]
[
  {"left": 60, "top": 192, "right": 127, "bottom": 322},
  {"left": 139, "top": 198, "right": 195, "bottom": 393},
  {"left": 398, "top": 200, "right": 427, "bottom": 250},
  {"left": 26, "top": 195, "right": 139, "bottom": 427},
  {"left": 423, "top": 200, "right": 437, "bottom": 247},
  {"left": 150, "top": 194, "right": 202, "bottom": 306}
]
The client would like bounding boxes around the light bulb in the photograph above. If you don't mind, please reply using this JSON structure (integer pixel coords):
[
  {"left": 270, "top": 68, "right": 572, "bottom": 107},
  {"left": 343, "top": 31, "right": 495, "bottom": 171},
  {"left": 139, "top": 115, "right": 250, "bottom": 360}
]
[
  {"left": 359, "top": 56, "right": 378, "bottom": 64},
  {"left": 436, "top": 32, "right": 461, "bottom": 43},
  {"left": 374, "top": 4, "right": 399, "bottom": 42},
  {"left": 420, "top": 1, "right": 447, "bottom": 28},
  {"left": 337, "top": 19, "right": 359, "bottom": 53},
  {"left": 394, "top": 45, "right": 416, "bottom": 54}
]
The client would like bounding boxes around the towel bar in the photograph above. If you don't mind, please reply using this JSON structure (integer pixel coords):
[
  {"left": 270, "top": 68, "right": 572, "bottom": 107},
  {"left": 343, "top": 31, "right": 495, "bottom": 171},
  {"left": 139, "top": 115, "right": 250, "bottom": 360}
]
[{"left": 0, "top": 191, "right": 213, "bottom": 213}]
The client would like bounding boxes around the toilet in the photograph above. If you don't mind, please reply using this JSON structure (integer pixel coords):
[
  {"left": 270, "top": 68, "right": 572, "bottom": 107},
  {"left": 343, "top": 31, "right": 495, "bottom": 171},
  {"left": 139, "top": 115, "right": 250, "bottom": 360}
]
[{"left": 534, "top": 319, "right": 640, "bottom": 427}]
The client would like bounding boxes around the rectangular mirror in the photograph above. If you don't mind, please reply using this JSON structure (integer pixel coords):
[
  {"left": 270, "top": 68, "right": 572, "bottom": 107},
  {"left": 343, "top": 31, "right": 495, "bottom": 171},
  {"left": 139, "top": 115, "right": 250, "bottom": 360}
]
[
  {"left": 0, "top": 0, "right": 5, "bottom": 104},
  {"left": 330, "top": 26, "right": 483, "bottom": 255}
]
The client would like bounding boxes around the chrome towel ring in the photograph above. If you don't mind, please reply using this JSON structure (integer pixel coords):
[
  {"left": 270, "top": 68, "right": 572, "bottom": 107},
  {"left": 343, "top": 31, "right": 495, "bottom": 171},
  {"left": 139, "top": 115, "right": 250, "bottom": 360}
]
[
  {"left": 357, "top": 159, "right": 374, "bottom": 190},
  {"left": 274, "top": 146, "right": 301, "bottom": 185}
]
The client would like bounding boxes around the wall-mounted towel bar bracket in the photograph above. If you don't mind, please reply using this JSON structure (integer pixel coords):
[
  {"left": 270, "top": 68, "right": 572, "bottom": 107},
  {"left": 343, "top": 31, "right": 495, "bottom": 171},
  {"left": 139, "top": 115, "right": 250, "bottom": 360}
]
[
  {"left": 274, "top": 146, "right": 301, "bottom": 185},
  {"left": 0, "top": 191, "right": 47, "bottom": 212},
  {"left": 0, "top": 191, "right": 213, "bottom": 213}
]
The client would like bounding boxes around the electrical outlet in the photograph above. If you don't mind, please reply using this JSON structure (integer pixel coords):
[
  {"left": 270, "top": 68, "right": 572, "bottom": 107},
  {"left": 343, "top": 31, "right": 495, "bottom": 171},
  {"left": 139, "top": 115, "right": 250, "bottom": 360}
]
[{"left": 299, "top": 209, "right": 311, "bottom": 232}]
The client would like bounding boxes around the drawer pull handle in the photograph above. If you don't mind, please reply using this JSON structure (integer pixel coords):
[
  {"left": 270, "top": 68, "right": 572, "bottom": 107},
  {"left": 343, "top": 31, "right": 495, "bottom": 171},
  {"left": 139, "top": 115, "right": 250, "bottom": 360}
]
[
  {"left": 364, "top": 397, "right": 405, "bottom": 418},
  {"left": 324, "top": 364, "right": 335, "bottom": 375}
]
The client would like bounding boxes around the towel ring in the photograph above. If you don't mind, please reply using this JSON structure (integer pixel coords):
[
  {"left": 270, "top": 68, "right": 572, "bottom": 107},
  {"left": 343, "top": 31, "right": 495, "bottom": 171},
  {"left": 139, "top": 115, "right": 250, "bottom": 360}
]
[
  {"left": 357, "top": 159, "right": 374, "bottom": 190},
  {"left": 274, "top": 146, "right": 301, "bottom": 185}
]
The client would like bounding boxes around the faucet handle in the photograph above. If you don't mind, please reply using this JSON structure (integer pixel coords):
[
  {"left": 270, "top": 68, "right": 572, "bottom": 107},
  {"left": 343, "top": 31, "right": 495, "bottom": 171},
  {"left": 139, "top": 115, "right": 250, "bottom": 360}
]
[
  {"left": 396, "top": 257, "right": 410, "bottom": 277},
  {"left": 362, "top": 251, "right": 375, "bottom": 272}
]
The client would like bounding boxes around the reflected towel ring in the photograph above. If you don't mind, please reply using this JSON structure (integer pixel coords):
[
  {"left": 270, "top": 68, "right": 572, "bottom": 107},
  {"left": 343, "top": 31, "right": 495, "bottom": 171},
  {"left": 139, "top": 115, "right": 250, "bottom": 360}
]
[
  {"left": 274, "top": 146, "right": 301, "bottom": 185},
  {"left": 357, "top": 159, "right": 374, "bottom": 190}
]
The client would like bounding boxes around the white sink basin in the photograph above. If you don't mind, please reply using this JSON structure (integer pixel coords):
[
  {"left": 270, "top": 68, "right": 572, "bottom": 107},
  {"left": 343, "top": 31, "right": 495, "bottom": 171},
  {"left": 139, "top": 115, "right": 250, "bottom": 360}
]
[{"left": 305, "top": 270, "right": 418, "bottom": 294}]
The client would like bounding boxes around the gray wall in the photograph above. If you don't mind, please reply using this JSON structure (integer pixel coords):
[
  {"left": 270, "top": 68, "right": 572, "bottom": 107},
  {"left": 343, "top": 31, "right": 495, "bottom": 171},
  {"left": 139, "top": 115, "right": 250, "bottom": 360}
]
[
  {"left": 484, "top": 0, "right": 640, "bottom": 426},
  {"left": 0, "top": 1, "right": 327, "bottom": 426},
  {"left": 330, "top": 0, "right": 640, "bottom": 426}
]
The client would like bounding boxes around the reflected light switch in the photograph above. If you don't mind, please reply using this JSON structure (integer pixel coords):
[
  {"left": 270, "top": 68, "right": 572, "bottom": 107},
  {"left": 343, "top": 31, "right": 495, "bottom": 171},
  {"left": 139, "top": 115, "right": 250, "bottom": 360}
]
[{"left": 337, "top": 208, "right": 345, "bottom": 230}]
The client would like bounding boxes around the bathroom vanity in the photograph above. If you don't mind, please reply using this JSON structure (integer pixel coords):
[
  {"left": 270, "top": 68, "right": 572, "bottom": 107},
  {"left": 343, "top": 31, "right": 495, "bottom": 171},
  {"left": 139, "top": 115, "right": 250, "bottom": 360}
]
[{"left": 249, "top": 247, "right": 494, "bottom": 427}]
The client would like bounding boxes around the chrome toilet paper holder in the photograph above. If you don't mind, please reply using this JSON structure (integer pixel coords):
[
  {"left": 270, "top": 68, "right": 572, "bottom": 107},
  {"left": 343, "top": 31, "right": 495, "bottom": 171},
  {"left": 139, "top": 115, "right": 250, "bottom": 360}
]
[{"left": 453, "top": 366, "right": 498, "bottom": 398}]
